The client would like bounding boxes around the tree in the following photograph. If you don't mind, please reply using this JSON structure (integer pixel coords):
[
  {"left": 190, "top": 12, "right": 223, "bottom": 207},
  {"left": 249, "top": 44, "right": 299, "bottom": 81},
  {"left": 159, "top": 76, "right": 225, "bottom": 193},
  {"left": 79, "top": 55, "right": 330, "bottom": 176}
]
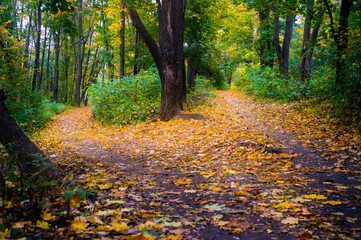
[
  {"left": 299, "top": 0, "right": 324, "bottom": 83},
  {"left": 127, "top": 0, "right": 187, "bottom": 120},
  {"left": 0, "top": 90, "right": 51, "bottom": 177},
  {"left": 323, "top": 0, "right": 354, "bottom": 88},
  {"left": 273, "top": 6, "right": 294, "bottom": 78}
]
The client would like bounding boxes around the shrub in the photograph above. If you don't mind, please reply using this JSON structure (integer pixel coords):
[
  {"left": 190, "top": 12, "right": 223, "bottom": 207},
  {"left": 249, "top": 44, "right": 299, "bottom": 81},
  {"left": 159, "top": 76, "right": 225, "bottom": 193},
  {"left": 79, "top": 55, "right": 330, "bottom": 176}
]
[
  {"left": 88, "top": 69, "right": 161, "bottom": 125},
  {"left": 186, "top": 76, "right": 216, "bottom": 110}
]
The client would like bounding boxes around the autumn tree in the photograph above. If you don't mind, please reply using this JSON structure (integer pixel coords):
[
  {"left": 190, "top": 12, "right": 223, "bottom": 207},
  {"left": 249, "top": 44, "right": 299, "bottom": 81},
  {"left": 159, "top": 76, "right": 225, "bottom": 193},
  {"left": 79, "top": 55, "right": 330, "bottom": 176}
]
[{"left": 127, "top": 0, "right": 187, "bottom": 120}]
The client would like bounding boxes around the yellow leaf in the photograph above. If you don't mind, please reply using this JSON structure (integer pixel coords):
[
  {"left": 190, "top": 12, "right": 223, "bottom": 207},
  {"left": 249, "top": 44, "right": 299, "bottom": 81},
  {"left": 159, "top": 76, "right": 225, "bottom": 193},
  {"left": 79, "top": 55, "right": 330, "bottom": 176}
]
[
  {"left": 42, "top": 212, "right": 53, "bottom": 221},
  {"left": 283, "top": 161, "right": 292, "bottom": 169},
  {"left": 321, "top": 201, "right": 342, "bottom": 205},
  {"left": 234, "top": 190, "right": 247, "bottom": 196},
  {"left": 0, "top": 229, "right": 8, "bottom": 239},
  {"left": 273, "top": 201, "right": 292, "bottom": 209},
  {"left": 36, "top": 220, "right": 51, "bottom": 230},
  {"left": 303, "top": 194, "right": 327, "bottom": 200},
  {"left": 70, "top": 199, "right": 80, "bottom": 208},
  {"left": 111, "top": 221, "right": 129, "bottom": 232},
  {"left": 71, "top": 218, "right": 89, "bottom": 231},
  {"left": 212, "top": 187, "right": 221, "bottom": 192},
  {"left": 175, "top": 178, "right": 192, "bottom": 185}
]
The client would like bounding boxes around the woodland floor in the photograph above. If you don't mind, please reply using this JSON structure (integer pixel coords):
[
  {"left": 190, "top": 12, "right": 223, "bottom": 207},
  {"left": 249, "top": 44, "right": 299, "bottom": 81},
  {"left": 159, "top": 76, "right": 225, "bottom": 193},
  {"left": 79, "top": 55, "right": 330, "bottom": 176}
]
[{"left": 12, "top": 91, "right": 361, "bottom": 239}]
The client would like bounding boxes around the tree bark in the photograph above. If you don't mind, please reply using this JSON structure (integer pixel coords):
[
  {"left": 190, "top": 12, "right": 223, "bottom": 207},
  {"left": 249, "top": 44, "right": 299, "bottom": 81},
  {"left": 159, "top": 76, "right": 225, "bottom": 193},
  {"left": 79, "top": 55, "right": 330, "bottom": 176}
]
[
  {"left": 32, "top": 0, "right": 42, "bottom": 91},
  {"left": 23, "top": 9, "right": 32, "bottom": 72},
  {"left": 273, "top": 7, "right": 294, "bottom": 77},
  {"left": 76, "top": 0, "right": 83, "bottom": 107},
  {"left": 187, "top": 58, "right": 195, "bottom": 92},
  {"left": 300, "top": 3, "right": 324, "bottom": 83},
  {"left": 128, "top": 0, "right": 186, "bottom": 120},
  {"left": 53, "top": 32, "right": 60, "bottom": 102},
  {"left": 119, "top": 1, "right": 125, "bottom": 79},
  {"left": 133, "top": 28, "right": 140, "bottom": 75},
  {"left": 39, "top": 27, "right": 48, "bottom": 91},
  {"left": 46, "top": 31, "right": 52, "bottom": 79},
  {"left": 0, "top": 90, "right": 52, "bottom": 178}
]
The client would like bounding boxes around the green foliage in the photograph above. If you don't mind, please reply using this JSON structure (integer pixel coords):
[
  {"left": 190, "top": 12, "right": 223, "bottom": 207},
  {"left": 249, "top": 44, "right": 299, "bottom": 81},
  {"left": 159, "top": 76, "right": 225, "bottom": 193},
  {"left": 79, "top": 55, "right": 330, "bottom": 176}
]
[
  {"left": 1, "top": 14, "right": 66, "bottom": 134},
  {"left": 186, "top": 76, "right": 216, "bottom": 110},
  {"left": 89, "top": 69, "right": 161, "bottom": 125},
  {"left": 234, "top": 65, "right": 304, "bottom": 102}
]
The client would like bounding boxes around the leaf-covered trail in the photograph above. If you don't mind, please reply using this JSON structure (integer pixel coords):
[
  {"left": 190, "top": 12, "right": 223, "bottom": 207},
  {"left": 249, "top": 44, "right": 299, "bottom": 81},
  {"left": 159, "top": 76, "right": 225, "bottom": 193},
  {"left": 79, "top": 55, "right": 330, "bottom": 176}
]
[{"left": 36, "top": 91, "right": 361, "bottom": 239}]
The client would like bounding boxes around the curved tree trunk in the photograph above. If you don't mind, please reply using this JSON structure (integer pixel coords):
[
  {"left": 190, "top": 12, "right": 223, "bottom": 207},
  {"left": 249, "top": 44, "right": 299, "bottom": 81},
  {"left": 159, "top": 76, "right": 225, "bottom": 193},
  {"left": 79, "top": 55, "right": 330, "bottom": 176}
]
[{"left": 0, "top": 90, "right": 54, "bottom": 178}]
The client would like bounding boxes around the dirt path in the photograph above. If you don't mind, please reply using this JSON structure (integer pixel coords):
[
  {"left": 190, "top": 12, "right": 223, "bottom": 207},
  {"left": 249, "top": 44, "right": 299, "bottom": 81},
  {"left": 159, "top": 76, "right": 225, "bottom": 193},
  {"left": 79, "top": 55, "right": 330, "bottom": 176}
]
[{"left": 35, "top": 91, "right": 361, "bottom": 240}]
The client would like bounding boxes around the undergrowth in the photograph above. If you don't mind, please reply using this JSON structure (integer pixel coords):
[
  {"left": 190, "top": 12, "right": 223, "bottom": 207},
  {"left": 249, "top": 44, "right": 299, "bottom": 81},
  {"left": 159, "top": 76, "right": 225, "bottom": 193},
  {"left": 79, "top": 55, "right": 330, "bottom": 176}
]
[
  {"left": 233, "top": 64, "right": 361, "bottom": 128},
  {"left": 89, "top": 69, "right": 216, "bottom": 125}
]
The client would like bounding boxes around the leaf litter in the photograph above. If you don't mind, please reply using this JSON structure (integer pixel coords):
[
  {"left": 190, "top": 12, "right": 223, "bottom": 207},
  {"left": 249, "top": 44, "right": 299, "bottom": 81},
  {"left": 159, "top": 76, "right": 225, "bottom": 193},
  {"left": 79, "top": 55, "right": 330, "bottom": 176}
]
[{"left": 1, "top": 91, "right": 361, "bottom": 239}]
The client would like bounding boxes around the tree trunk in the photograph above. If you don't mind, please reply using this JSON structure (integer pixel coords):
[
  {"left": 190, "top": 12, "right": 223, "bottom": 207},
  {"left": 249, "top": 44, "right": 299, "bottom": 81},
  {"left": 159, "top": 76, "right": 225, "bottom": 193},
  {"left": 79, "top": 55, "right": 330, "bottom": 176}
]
[
  {"left": 273, "top": 7, "right": 294, "bottom": 77},
  {"left": 187, "top": 58, "right": 195, "bottom": 92},
  {"left": 300, "top": 4, "right": 324, "bottom": 83},
  {"left": 133, "top": 28, "right": 140, "bottom": 75},
  {"left": 39, "top": 28, "right": 48, "bottom": 91},
  {"left": 32, "top": 0, "right": 42, "bottom": 91},
  {"left": 53, "top": 32, "right": 60, "bottom": 102},
  {"left": 120, "top": 1, "right": 125, "bottom": 79},
  {"left": 300, "top": 4, "right": 313, "bottom": 82},
  {"left": 128, "top": 0, "right": 186, "bottom": 120},
  {"left": 76, "top": 0, "right": 83, "bottom": 107},
  {"left": 46, "top": 31, "right": 52, "bottom": 80},
  {"left": 0, "top": 90, "right": 52, "bottom": 178},
  {"left": 23, "top": 9, "right": 32, "bottom": 72}
]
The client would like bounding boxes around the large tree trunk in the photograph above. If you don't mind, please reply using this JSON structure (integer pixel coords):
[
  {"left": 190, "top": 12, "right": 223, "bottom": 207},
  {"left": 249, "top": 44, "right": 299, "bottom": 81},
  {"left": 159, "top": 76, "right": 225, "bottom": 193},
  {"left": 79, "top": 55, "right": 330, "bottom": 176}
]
[
  {"left": 76, "top": 0, "right": 83, "bottom": 107},
  {"left": 119, "top": 1, "right": 125, "bottom": 79},
  {"left": 33, "top": 0, "right": 42, "bottom": 91},
  {"left": 273, "top": 7, "right": 294, "bottom": 77},
  {"left": 128, "top": 0, "right": 186, "bottom": 120},
  {"left": 53, "top": 32, "right": 60, "bottom": 102},
  {"left": 0, "top": 90, "right": 51, "bottom": 177}
]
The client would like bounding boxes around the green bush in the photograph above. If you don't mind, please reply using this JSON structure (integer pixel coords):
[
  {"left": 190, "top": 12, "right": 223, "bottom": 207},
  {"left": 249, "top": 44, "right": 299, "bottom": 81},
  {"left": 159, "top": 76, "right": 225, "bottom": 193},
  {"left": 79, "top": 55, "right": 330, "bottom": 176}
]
[
  {"left": 186, "top": 76, "right": 216, "bottom": 110},
  {"left": 233, "top": 64, "right": 303, "bottom": 103},
  {"left": 4, "top": 87, "right": 67, "bottom": 134},
  {"left": 88, "top": 69, "right": 161, "bottom": 125}
]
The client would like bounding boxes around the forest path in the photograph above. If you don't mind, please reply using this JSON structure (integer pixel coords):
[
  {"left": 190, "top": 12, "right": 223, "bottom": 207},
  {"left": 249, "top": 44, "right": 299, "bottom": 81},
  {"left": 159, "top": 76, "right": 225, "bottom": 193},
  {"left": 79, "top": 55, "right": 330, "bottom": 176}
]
[{"left": 35, "top": 91, "right": 361, "bottom": 240}]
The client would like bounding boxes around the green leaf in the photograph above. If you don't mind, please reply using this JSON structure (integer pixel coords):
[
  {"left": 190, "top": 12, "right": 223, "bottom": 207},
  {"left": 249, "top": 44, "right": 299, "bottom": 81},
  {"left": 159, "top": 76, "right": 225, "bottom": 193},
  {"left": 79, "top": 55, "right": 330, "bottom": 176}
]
[
  {"left": 64, "top": 190, "right": 74, "bottom": 200},
  {"left": 76, "top": 188, "right": 86, "bottom": 200}
]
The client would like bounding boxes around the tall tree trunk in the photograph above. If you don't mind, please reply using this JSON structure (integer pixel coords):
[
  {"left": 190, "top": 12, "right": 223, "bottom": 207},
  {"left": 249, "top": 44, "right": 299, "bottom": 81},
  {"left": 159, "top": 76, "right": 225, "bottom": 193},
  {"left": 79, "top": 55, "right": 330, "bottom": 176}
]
[
  {"left": 119, "top": 1, "right": 125, "bottom": 79},
  {"left": 133, "top": 28, "right": 140, "bottom": 75},
  {"left": 273, "top": 7, "right": 294, "bottom": 77},
  {"left": 324, "top": 0, "right": 354, "bottom": 86},
  {"left": 23, "top": 10, "right": 32, "bottom": 72},
  {"left": 32, "top": 0, "right": 42, "bottom": 91},
  {"left": 187, "top": 58, "right": 195, "bottom": 92},
  {"left": 39, "top": 28, "right": 48, "bottom": 91},
  {"left": 53, "top": 32, "right": 60, "bottom": 102},
  {"left": 300, "top": 3, "right": 324, "bottom": 83},
  {"left": 0, "top": 90, "right": 52, "bottom": 177},
  {"left": 46, "top": 31, "right": 52, "bottom": 79},
  {"left": 128, "top": 0, "right": 186, "bottom": 120},
  {"left": 64, "top": 38, "right": 69, "bottom": 103},
  {"left": 76, "top": 0, "right": 83, "bottom": 107}
]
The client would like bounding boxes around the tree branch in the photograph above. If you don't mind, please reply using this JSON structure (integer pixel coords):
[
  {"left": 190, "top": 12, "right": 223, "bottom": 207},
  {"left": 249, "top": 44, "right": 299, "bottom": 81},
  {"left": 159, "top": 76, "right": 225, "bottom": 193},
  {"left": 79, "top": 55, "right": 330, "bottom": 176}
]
[{"left": 127, "top": 5, "right": 162, "bottom": 73}]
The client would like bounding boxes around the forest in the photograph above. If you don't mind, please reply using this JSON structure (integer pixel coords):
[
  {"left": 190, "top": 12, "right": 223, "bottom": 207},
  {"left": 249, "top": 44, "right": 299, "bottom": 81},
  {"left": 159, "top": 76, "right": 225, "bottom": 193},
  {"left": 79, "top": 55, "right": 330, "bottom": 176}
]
[{"left": 0, "top": 0, "right": 361, "bottom": 239}]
